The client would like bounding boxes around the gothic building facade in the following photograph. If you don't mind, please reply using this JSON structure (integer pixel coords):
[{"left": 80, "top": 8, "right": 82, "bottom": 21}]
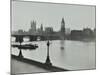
[{"left": 29, "top": 20, "right": 37, "bottom": 34}]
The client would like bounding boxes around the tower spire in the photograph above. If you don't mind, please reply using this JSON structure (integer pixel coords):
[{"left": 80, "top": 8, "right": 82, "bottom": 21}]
[
  {"left": 60, "top": 18, "right": 66, "bottom": 39},
  {"left": 61, "top": 17, "right": 65, "bottom": 33},
  {"left": 40, "top": 24, "right": 43, "bottom": 31}
]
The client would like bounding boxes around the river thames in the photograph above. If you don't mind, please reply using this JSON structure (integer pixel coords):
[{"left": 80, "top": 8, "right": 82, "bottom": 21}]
[{"left": 11, "top": 39, "right": 95, "bottom": 70}]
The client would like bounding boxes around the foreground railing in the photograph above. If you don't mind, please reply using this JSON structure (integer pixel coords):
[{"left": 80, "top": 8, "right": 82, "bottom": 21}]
[{"left": 11, "top": 54, "right": 69, "bottom": 72}]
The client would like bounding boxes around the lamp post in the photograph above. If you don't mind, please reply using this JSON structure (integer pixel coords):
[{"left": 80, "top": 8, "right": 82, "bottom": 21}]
[{"left": 45, "top": 40, "right": 52, "bottom": 66}]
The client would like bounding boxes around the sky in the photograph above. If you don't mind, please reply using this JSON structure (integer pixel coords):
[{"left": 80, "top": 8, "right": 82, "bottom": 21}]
[{"left": 11, "top": 1, "right": 96, "bottom": 31}]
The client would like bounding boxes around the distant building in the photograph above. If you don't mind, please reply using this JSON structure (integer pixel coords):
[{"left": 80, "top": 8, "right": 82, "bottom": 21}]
[
  {"left": 45, "top": 27, "right": 53, "bottom": 33},
  {"left": 37, "top": 28, "right": 41, "bottom": 33},
  {"left": 60, "top": 18, "right": 65, "bottom": 34},
  {"left": 70, "top": 28, "right": 95, "bottom": 40},
  {"left": 29, "top": 20, "right": 37, "bottom": 34},
  {"left": 40, "top": 24, "right": 43, "bottom": 32},
  {"left": 60, "top": 18, "right": 66, "bottom": 39},
  {"left": 65, "top": 28, "right": 71, "bottom": 35},
  {"left": 18, "top": 29, "right": 24, "bottom": 35},
  {"left": 37, "top": 24, "right": 44, "bottom": 35},
  {"left": 12, "top": 31, "right": 18, "bottom": 35},
  {"left": 31, "top": 20, "right": 36, "bottom": 31},
  {"left": 70, "top": 30, "right": 83, "bottom": 40},
  {"left": 71, "top": 30, "right": 83, "bottom": 36},
  {"left": 83, "top": 28, "right": 93, "bottom": 36}
]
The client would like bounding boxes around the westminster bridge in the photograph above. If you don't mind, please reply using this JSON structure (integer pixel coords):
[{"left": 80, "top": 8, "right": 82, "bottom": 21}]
[{"left": 11, "top": 33, "right": 62, "bottom": 42}]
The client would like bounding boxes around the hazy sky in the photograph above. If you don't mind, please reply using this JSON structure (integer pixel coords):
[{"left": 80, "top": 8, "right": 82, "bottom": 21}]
[{"left": 12, "top": 1, "right": 95, "bottom": 31}]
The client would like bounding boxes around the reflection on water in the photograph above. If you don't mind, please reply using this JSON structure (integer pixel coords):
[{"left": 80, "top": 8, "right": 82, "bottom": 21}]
[
  {"left": 11, "top": 39, "right": 96, "bottom": 70},
  {"left": 23, "top": 37, "right": 30, "bottom": 42},
  {"left": 60, "top": 40, "right": 65, "bottom": 50}
]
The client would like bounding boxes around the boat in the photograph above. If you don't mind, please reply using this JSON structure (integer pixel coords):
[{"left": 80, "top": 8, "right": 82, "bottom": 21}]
[{"left": 12, "top": 44, "right": 38, "bottom": 50}]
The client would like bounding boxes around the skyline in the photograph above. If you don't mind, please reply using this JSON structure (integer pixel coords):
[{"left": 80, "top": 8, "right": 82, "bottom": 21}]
[{"left": 12, "top": 1, "right": 96, "bottom": 31}]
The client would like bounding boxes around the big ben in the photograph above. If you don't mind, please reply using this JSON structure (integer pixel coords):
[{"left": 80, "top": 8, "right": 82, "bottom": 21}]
[{"left": 61, "top": 18, "right": 65, "bottom": 38}]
